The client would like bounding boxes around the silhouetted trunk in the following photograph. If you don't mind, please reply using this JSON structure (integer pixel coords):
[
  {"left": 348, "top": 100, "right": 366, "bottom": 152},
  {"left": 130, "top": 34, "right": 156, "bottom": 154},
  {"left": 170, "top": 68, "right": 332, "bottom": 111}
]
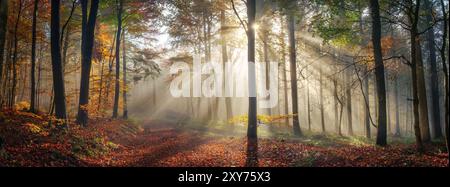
[
  {"left": 394, "top": 77, "right": 401, "bottom": 136},
  {"left": 0, "top": 0, "right": 7, "bottom": 90},
  {"left": 369, "top": 0, "right": 388, "bottom": 146},
  {"left": 105, "top": 30, "right": 117, "bottom": 108},
  {"left": 98, "top": 58, "right": 105, "bottom": 112},
  {"left": 320, "top": 67, "right": 325, "bottom": 133},
  {"left": 346, "top": 71, "right": 353, "bottom": 136},
  {"left": 220, "top": 9, "right": 232, "bottom": 122},
  {"left": 424, "top": 0, "right": 442, "bottom": 139},
  {"left": 280, "top": 16, "right": 289, "bottom": 126},
  {"left": 10, "top": 0, "right": 23, "bottom": 108},
  {"left": 333, "top": 77, "right": 339, "bottom": 134},
  {"left": 263, "top": 21, "right": 271, "bottom": 117},
  {"left": 50, "top": 0, "right": 67, "bottom": 120},
  {"left": 122, "top": 30, "right": 128, "bottom": 119},
  {"left": 77, "top": 0, "right": 99, "bottom": 126},
  {"left": 30, "top": 0, "right": 38, "bottom": 113},
  {"left": 408, "top": 0, "right": 425, "bottom": 151},
  {"left": 246, "top": 0, "right": 258, "bottom": 167},
  {"left": 438, "top": 0, "right": 449, "bottom": 163},
  {"left": 288, "top": 14, "right": 302, "bottom": 136},
  {"left": 112, "top": 0, "right": 123, "bottom": 119},
  {"left": 415, "top": 37, "right": 431, "bottom": 142},
  {"left": 307, "top": 74, "right": 311, "bottom": 131},
  {"left": 363, "top": 66, "right": 371, "bottom": 138}
]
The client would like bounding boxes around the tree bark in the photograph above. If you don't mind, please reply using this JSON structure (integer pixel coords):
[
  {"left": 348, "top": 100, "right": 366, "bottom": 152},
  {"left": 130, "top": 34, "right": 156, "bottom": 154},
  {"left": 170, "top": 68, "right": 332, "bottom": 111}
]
[
  {"left": 77, "top": 0, "right": 99, "bottom": 126},
  {"left": 0, "top": 0, "right": 7, "bottom": 91},
  {"left": 10, "top": 0, "right": 23, "bottom": 108},
  {"left": 363, "top": 66, "right": 371, "bottom": 138},
  {"left": 50, "top": 0, "right": 67, "bottom": 120},
  {"left": 246, "top": 0, "right": 258, "bottom": 167},
  {"left": 320, "top": 67, "right": 325, "bottom": 133},
  {"left": 369, "top": 0, "right": 388, "bottom": 146},
  {"left": 414, "top": 35, "right": 431, "bottom": 143},
  {"left": 346, "top": 71, "right": 353, "bottom": 136},
  {"left": 280, "top": 16, "right": 289, "bottom": 126},
  {"left": 394, "top": 77, "right": 401, "bottom": 136},
  {"left": 220, "top": 9, "right": 232, "bottom": 122},
  {"left": 288, "top": 14, "right": 302, "bottom": 136},
  {"left": 112, "top": 0, "right": 123, "bottom": 119},
  {"left": 122, "top": 30, "right": 128, "bottom": 119},
  {"left": 30, "top": 0, "right": 38, "bottom": 113},
  {"left": 437, "top": 0, "right": 448, "bottom": 164},
  {"left": 424, "top": 0, "right": 442, "bottom": 138}
]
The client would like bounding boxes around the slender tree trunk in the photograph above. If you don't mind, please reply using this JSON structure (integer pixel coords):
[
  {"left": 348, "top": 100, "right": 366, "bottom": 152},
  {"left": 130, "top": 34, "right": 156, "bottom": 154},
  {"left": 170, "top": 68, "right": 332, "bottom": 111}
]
[
  {"left": 10, "top": 0, "right": 23, "bottom": 109},
  {"left": 394, "top": 77, "right": 401, "bottom": 136},
  {"left": 307, "top": 73, "right": 311, "bottom": 131},
  {"left": 98, "top": 59, "right": 105, "bottom": 112},
  {"left": 263, "top": 20, "right": 271, "bottom": 117},
  {"left": 288, "top": 14, "right": 302, "bottom": 136},
  {"left": 50, "top": 0, "right": 67, "bottom": 120},
  {"left": 424, "top": 0, "right": 442, "bottom": 139},
  {"left": 0, "top": 0, "right": 8, "bottom": 93},
  {"left": 220, "top": 9, "right": 232, "bottom": 122},
  {"left": 76, "top": 0, "right": 99, "bottom": 126},
  {"left": 122, "top": 30, "right": 128, "bottom": 119},
  {"left": 438, "top": 0, "right": 449, "bottom": 164},
  {"left": 112, "top": 0, "right": 123, "bottom": 119},
  {"left": 415, "top": 40, "right": 431, "bottom": 142},
  {"left": 363, "top": 66, "right": 371, "bottom": 138},
  {"left": 105, "top": 30, "right": 117, "bottom": 109},
  {"left": 320, "top": 67, "right": 325, "bottom": 133},
  {"left": 346, "top": 71, "right": 353, "bottom": 136},
  {"left": 369, "top": 0, "right": 388, "bottom": 146},
  {"left": 30, "top": 0, "right": 38, "bottom": 113},
  {"left": 246, "top": 0, "right": 258, "bottom": 167}
]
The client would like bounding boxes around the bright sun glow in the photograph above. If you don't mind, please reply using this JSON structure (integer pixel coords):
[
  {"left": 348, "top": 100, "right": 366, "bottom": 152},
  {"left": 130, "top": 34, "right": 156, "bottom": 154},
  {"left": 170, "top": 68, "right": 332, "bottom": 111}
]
[{"left": 252, "top": 23, "right": 260, "bottom": 30}]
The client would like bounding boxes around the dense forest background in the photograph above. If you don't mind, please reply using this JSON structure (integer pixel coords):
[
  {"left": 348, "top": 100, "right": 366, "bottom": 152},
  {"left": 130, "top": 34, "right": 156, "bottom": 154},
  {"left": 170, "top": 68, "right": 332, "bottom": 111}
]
[{"left": 0, "top": 0, "right": 448, "bottom": 167}]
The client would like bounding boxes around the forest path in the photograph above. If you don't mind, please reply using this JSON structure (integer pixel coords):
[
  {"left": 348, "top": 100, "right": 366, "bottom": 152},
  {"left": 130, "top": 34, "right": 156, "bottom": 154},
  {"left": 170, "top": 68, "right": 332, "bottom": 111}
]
[{"left": 86, "top": 121, "right": 448, "bottom": 167}]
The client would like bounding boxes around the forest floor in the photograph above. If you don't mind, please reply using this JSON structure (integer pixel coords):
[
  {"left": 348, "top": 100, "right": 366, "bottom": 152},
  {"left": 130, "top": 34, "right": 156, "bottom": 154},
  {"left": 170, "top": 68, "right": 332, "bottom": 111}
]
[{"left": 0, "top": 109, "right": 448, "bottom": 167}]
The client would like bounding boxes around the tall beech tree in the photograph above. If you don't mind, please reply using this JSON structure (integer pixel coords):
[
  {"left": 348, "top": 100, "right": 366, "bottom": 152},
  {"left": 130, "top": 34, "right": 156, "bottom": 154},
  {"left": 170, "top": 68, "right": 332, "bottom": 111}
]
[
  {"left": 0, "top": 0, "right": 7, "bottom": 89},
  {"left": 246, "top": 0, "right": 258, "bottom": 167},
  {"left": 112, "top": 0, "right": 123, "bottom": 119},
  {"left": 50, "top": 0, "right": 67, "bottom": 120},
  {"left": 369, "top": 0, "right": 388, "bottom": 146},
  {"left": 76, "top": 0, "right": 100, "bottom": 126},
  {"left": 30, "top": 0, "right": 39, "bottom": 113}
]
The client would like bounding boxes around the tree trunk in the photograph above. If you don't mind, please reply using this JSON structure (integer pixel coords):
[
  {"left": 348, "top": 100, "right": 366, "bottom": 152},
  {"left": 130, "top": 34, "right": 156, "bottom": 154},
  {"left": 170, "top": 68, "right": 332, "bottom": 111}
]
[
  {"left": 307, "top": 72, "right": 311, "bottom": 131},
  {"left": 220, "top": 9, "right": 232, "bottom": 122},
  {"left": 76, "top": 0, "right": 99, "bottom": 126},
  {"left": 30, "top": 0, "right": 38, "bottom": 113},
  {"left": 394, "top": 77, "right": 401, "bottom": 136},
  {"left": 415, "top": 40, "right": 431, "bottom": 142},
  {"left": 263, "top": 20, "right": 271, "bottom": 117},
  {"left": 10, "top": 0, "right": 23, "bottom": 109},
  {"left": 112, "top": 0, "right": 123, "bottom": 119},
  {"left": 346, "top": 71, "right": 353, "bottom": 136},
  {"left": 0, "top": 0, "right": 8, "bottom": 91},
  {"left": 438, "top": 0, "right": 449, "bottom": 165},
  {"left": 280, "top": 17, "right": 289, "bottom": 126},
  {"left": 424, "top": 0, "right": 442, "bottom": 139},
  {"left": 363, "top": 66, "right": 371, "bottom": 138},
  {"left": 369, "top": 0, "right": 388, "bottom": 146},
  {"left": 320, "top": 67, "right": 325, "bottom": 133},
  {"left": 50, "top": 0, "right": 67, "bottom": 120},
  {"left": 122, "top": 30, "right": 128, "bottom": 119},
  {"left": 288, "top": 14, "right": 302, "bottom": 136},
  {"left": 246, "top": 0, "right": 258, "bottom": 167}
]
